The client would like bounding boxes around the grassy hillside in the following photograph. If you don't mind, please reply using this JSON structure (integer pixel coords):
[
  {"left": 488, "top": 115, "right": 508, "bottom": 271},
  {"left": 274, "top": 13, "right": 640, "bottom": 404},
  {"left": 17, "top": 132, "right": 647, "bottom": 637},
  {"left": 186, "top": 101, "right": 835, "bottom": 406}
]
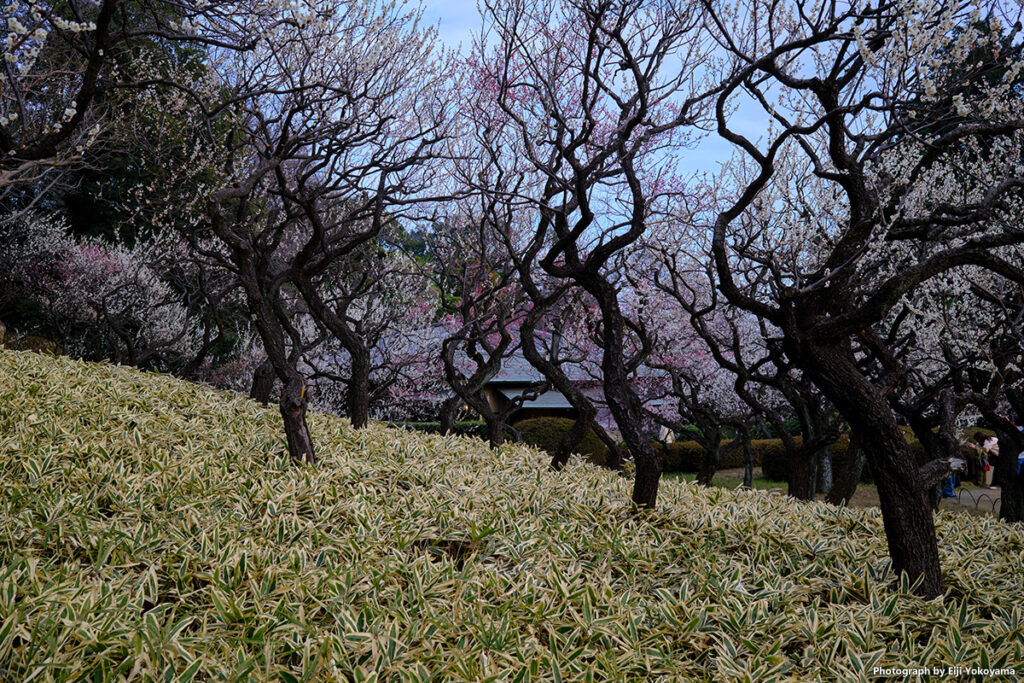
[{"left": 0, "top": 350, "right": 1022, "bottom": 681}]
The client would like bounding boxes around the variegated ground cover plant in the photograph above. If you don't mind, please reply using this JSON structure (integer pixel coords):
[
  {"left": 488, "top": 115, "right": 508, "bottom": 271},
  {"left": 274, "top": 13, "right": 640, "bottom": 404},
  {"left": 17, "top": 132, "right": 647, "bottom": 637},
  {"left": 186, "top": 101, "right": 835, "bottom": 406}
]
[{"left": 0, "top": 350, "right": 1021, "bottom": 681}]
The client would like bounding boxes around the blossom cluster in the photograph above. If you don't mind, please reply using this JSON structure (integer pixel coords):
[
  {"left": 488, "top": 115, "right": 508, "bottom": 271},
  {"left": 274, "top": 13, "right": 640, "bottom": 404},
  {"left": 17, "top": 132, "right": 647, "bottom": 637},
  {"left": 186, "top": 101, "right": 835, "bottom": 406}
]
[{"left": 0, "top": 214, "right": 200, "bottom": 369}]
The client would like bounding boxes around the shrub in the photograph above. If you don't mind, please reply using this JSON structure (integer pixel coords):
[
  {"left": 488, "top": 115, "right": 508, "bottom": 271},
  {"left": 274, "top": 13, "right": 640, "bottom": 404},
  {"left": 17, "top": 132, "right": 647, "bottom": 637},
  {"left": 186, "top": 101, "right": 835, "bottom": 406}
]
[
  {"left": 760, "top": 437, "right": 859, "bottom": 482},
  {"left": 655, "top": 439, "right": 765, "bottom": 473},
  {"left": 825, "top": 435, "right": 875, "bottom": 484},
  {"left": 0, "top": 214, "right": 200, "bottom": 369},
  {"left": 758, "top": 438, "right": 797, "bottom": 481},
  {"left": 719, "top": 439, "right": 763, "bottom": 469},
  {"left": 674, "top": 424, "right": 704, "bottom": 440},
  {"left": 756, "top": 415, "right": 803, "bottom": 438},
  {"left": 514, "top": 417, "right": 609, "bottom": 466},
  {"left": 390, "top": 420, "right": 489, "bottom": 439},
  {"left": 758, "top": 432, "right": 963, "bottom": 484},
  {"left": 655, "top": 441, "right": 705, "bottom": 472},
  {"left": 0, "top": 332, "right": 60, "bottom": 354}
]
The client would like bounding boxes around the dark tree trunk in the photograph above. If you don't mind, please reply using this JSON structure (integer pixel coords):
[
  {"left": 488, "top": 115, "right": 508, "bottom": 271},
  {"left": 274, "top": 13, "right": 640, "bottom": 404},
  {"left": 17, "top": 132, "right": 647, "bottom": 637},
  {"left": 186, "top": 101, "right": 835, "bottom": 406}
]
[
  {"left": 759, "top": 407, "right": 815, "bottom": 500},
  {"left": 595, "top": 300, "right": 661, "bottom": 506},
  {"left": 233, "top": 253, "right": 317, "bottom": 468},
  {"left": 741, "top": 428, "right": 754, "bottom": 488},
  {"left": 817, "top": 448, "right": 833, "bottom": 495},
  {"left": 788, "top": 405, "right": 833, "bottom": 500},
  {"left": 517, "top": 305, "right": 621, "bottom": 470},
  {"left": 249, "top": 358, "right": 275, "bottom": 406},
  {"left": 801, "top": 341, "right": 942, "bottom": 598},
  {"left": 998, "top": 392, "right": 1024, "bottom": 523},
  {"left": 438, "top": 395, "right": 460, "bottom": 435},
  {"left": 689, "top": 415, "right": 724, "bottom": 487},
  {"left": 551, "top": 411, "right": 595, "bottom": 470},
  {"left": 908, "top": 391, "right": 967, "bottom": 510},
  {"left": 972, "top": 396, "right": 1024, "bottom": 523},
  {"left": 696, "top": 434, "right": 721, "bottom": 487},
  {"left": 827, "top": 432, "right": 865, "bottom": 506},
  {"left": 484, "top": 414, "right": 504, "bottom": 448},
  {"left": 348, "top": 345, "right": 371, "bottom": 429},
  {"left": 600, "top": 366, "right": 660, "bottom": 502},
  {"left": 788, "top": 446, "right": 815, "bottom": 500},
  {"left": 999, "top": 465, "right": 1023, "bottom": 523},
  {"left": 600, "top": 436, "right": 626, "bottom": 471},
  {"left": 438, "top": 317, "right": 517, "bottom": 449},
  {"left": 630, "top": 443, "right": 662, "bottom": 506},
  {"left": 281, "top": 374, "right": 316, "bottom": 464},
  {"left": 789, "top": 406, "right": 815, "bottom": 500},
  {"left": 290, "top": 278, "right": 375, "bottom": 431},
  {"left": 995, "top": 428, "right": 1024, "bottom": 523}
]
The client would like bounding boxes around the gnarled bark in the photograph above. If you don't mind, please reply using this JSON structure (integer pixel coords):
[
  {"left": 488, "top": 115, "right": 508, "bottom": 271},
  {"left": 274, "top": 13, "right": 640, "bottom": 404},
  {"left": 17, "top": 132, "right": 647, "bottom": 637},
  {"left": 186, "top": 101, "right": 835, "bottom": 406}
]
[
  {"left": 827, "top": 431, "right": 866, "bottom": 506},
  {"left": 347, "top": 344, "right": 371, "bottom": 429},
  {"left": 801, "top": 340, "right": 942, "bottom": 597},
  {"left": 281, "top": 375, "right": 316, "bottom": 464},
  {"left": 249, "top": 358, "right": 275, "bottom": 406}
]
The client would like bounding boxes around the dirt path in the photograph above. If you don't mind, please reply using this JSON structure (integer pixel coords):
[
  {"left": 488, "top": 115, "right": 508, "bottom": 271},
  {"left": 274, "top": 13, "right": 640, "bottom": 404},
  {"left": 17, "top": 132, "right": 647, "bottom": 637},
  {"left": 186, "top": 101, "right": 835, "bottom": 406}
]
[
  {"left": 699, "top": 468, "right": 1003, "bottom": 517},
  {"left": 944, "top": 486, "right": 1001, "bottom": 516}
]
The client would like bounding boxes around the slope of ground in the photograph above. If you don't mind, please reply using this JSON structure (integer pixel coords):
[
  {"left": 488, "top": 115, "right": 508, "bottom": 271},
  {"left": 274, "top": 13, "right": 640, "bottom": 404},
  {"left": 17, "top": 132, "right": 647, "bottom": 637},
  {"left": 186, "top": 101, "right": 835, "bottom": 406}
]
[{"left": 0, "top": 350, "right": 1022, "bottom": 681}]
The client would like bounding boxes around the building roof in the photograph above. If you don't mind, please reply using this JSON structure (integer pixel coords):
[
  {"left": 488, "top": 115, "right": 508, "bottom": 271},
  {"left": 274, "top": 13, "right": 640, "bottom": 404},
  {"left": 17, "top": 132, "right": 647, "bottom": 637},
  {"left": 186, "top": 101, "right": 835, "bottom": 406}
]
[
  {"left": 488, "top": 351, "right": 595, "bottom": 384},
  {"left": 498, "top": 388, "right": 575, "bottom": 410}
]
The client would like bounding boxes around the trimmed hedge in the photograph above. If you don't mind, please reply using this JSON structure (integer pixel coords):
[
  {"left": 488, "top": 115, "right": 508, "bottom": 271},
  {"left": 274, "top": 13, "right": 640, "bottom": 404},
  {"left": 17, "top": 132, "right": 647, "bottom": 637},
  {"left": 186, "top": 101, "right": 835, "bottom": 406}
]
[
  {"left": 0, "top": 332, "right": 59, "bottom": 354},
  {"left": 656, "top": 439, "right": 765, "bottom": 473},
  {"left": 760, "top": 430, "right": 979, "bottom": 484},
  {"left": 656, "top": 436, "right": 893, "bottom": 481},
  {"left": 655, "top": 441, "right": 705, "bottom": 472},
  {"left": 754, "top": 438, "right": 797, "bottom": 480},
  {"left": 389, "top": 421, "right": 489, "bottom": 439},
  {"left": 761, "top": 435, "right": 875, "bottom": 483},
  {"left": 513, "top": 417, "right": 609, "bottom": 466}
]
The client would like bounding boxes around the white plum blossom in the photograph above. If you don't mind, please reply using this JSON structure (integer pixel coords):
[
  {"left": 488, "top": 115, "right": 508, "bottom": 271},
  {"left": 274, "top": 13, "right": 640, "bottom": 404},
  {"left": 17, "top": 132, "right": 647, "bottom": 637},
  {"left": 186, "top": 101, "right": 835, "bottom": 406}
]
[{"left": 0, "top": 214, "right": 200, "bottom": 369}]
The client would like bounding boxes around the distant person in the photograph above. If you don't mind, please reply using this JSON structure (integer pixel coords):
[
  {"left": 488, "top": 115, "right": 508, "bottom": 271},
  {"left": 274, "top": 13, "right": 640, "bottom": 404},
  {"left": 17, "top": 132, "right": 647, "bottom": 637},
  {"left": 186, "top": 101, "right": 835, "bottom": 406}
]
[
  {"left": 1013, "top": 419, "right": 1024, "bottom": 477},
  {"left": 943, "top": 439, "right": 961, "bottom": 498},
  {"left": 969, "top": 432, "right": 987, "bottom": 486},
  {"left": 942, "top": 471, "right": 957, "bottom": 499},
  {"left": 974, "top": 431, "right": 999, "bottom": 489}
]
